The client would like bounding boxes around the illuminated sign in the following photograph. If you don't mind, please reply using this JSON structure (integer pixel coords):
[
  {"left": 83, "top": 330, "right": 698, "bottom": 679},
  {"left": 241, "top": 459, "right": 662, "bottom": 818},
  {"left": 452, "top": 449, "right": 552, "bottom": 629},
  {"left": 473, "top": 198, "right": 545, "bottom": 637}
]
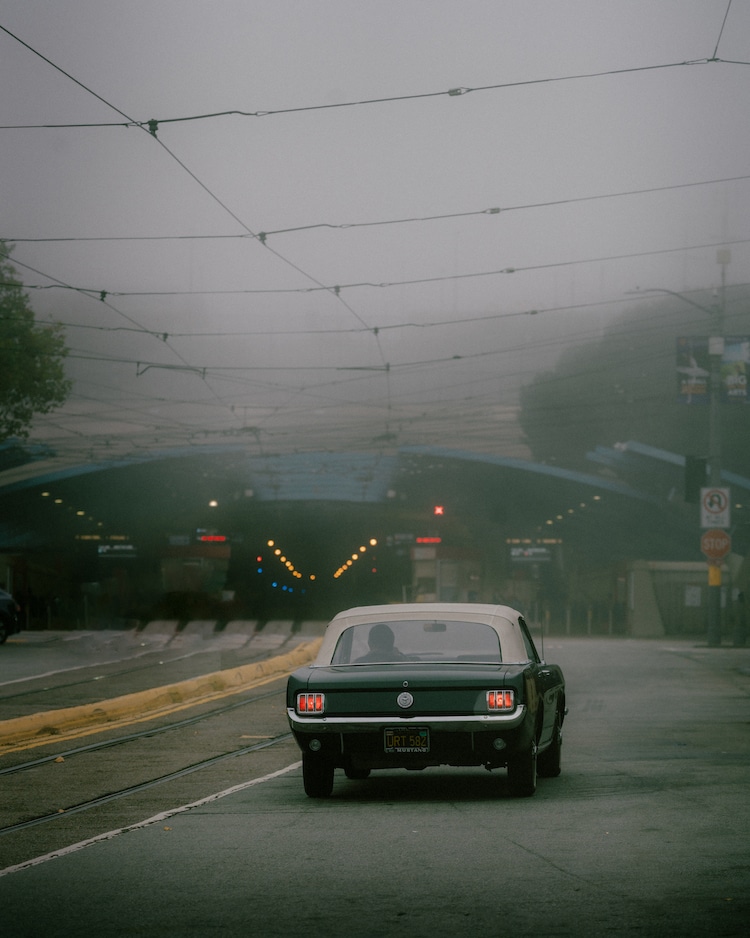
[
  {"left": 98, "top": 544, "right": 137, "bottom": 558},
  {"left": 510, "top": 547, "right": 551, "bottom": 563}
]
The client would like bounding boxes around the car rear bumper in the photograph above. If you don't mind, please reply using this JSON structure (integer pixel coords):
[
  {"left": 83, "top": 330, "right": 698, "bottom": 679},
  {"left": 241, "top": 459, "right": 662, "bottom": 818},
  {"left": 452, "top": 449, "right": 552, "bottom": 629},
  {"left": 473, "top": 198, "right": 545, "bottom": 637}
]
[
  {"left": 287, "top": 706, "right": 527, "bottom": 735},
  {"left": 289, "top": 709, "right": 534, "bottom": 770}
]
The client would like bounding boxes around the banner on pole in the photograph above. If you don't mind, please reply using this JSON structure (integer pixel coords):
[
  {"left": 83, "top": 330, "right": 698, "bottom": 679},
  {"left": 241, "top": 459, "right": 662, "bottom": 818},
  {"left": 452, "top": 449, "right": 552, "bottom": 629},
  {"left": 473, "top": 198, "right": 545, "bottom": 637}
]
[{"left": 676, "top": 336, "right": 749, "bottom": 404}]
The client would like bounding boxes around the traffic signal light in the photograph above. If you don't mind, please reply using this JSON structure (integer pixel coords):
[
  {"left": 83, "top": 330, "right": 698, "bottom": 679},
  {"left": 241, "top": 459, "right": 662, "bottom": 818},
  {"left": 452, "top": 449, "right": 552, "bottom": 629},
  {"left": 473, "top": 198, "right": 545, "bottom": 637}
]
[{"left": 685, "top": 455, "right": 707, "bottom": 503}]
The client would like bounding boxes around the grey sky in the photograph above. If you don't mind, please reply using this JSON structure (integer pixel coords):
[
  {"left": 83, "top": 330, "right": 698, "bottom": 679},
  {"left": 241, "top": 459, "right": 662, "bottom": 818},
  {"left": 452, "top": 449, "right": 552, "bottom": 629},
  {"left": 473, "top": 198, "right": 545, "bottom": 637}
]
[{"left": 2, "top": 1, "right": 749, "bottom": 461}]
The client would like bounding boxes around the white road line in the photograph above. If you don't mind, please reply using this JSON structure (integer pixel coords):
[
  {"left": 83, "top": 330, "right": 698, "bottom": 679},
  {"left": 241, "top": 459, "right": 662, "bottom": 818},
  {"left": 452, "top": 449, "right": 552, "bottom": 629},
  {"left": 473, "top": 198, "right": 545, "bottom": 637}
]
[{"left": 0, "top": 761, "right": 301, "bottom": 879}]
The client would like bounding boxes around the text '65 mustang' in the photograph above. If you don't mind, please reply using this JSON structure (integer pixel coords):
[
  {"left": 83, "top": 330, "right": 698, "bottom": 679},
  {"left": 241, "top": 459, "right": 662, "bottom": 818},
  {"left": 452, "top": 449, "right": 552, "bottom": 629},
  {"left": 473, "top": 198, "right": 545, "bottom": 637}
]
[{"left": 287, "top": 603, "right": 566, "bottom": 798}]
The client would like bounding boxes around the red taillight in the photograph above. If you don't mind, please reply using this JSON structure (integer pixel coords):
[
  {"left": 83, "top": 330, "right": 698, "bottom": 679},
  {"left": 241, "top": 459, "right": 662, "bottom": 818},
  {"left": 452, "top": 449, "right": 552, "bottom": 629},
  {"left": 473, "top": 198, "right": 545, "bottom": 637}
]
[
  {"left": 486, "top": 690, "right": 514, "bottom": 711},
  {"left": 297, "top": 692, "right": 325, "bottom": 714}
]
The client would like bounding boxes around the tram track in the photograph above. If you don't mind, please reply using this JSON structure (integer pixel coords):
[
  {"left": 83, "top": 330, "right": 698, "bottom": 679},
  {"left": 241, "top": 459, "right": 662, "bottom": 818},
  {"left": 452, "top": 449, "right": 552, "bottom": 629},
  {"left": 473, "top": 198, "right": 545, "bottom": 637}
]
[
  {"left": 0, "top": 732, "right": 293, "bottom": 836},
  {"left": 0, "top": 637, "right": 313, "bottom": 870},
  {"left": 0, "top": 675, "right": 298, "bottom": 871},
  {"left": 0, "top": 685, "right": 286, "bottom": 778}
]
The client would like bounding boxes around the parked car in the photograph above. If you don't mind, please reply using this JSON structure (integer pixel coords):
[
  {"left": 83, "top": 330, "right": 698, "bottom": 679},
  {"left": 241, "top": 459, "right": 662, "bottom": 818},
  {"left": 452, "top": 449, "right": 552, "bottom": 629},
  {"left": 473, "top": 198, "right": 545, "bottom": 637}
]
[
  {"left": 287, "top": 602, "right": 566, "bottom": 798},
  {"left": 0, "top": 589, "right": 22, "bottom": 643}
]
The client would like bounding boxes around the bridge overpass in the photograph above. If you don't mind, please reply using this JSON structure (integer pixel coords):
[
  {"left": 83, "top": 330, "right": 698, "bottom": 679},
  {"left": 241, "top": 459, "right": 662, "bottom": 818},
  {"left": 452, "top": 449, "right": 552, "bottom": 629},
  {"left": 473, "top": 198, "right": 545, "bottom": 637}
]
[{"left": 0, "top": 439, "right": 747, "bottom": 634}]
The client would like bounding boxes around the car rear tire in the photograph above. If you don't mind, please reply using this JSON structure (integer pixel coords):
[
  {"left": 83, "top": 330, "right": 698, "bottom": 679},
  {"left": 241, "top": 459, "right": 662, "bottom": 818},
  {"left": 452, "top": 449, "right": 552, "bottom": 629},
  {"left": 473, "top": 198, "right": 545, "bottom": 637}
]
[
  {"left": 0, "top": 620, "right": 8, "bottom": 644},
  {"left": 302, "top": 752, "right": 334, "bottom": 798},
  {"left": 537, "top": 714, "right": 562, "bottom": 778},
  {"left": 507, "top": 741, "right": 537, "bottom": 797}
]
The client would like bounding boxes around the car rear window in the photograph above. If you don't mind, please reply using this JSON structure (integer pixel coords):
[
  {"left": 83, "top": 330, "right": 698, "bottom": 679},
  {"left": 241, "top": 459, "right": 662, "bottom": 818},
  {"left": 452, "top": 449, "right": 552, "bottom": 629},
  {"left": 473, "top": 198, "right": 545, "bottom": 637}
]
[{"left": 330, "top": 619, "right": 502, "bottom": 665}]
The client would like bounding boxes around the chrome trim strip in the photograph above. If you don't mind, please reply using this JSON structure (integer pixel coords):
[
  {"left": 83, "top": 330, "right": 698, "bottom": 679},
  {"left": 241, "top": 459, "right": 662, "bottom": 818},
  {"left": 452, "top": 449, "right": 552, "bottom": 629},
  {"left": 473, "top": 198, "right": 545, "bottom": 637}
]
[{"left": 287, "top": 705, "right": 526, "bottom": 734}]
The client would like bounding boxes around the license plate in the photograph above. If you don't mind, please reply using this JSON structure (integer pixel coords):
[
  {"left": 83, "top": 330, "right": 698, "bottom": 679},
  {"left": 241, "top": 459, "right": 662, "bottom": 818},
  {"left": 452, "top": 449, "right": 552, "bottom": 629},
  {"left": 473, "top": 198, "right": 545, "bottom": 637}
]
[{"left": 384, "top": 727, "right": 429, "bottom": 753}]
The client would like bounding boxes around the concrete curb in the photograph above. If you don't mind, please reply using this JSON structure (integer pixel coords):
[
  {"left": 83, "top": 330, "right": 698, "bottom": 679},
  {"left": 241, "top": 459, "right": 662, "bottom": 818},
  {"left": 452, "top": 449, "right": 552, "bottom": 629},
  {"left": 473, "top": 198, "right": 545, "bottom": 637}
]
[{"left": 0, "top": 638, "right": 322, "bottom": 749}]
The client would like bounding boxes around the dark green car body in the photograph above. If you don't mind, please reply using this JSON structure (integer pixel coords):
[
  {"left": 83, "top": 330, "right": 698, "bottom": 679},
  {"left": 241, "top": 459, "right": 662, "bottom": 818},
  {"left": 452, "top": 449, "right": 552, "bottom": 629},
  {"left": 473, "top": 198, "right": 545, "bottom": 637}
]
[{"left": 287, "top": 603, "right": 566, "bottom": 798}]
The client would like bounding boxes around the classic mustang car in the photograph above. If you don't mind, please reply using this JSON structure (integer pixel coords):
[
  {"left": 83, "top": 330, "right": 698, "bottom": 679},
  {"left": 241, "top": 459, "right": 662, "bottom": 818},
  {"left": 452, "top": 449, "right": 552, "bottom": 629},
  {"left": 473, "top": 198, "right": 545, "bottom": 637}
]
[{"left": 287, "top": 602, "right": 566, "bottom": 798}]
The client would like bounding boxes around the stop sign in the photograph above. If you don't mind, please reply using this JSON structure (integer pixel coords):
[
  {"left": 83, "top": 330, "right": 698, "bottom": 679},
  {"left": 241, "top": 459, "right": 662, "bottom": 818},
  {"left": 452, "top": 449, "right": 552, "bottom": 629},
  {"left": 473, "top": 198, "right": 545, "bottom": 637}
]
[{"left": 700, "top": 528, "right": 731, "bottom": 561}]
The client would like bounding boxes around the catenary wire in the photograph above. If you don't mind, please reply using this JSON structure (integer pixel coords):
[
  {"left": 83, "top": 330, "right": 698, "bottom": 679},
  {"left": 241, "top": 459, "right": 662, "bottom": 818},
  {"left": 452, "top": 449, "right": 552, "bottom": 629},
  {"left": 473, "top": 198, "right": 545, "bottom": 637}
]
[
  {"left": 6, "top": 174, "right": 749, "bottom": 245},
  {"left": 9, "top": 236, "right": 750, "bottom": 299},
  {"left": 0, "top": 51, "right": 742, "bottom": 130}
]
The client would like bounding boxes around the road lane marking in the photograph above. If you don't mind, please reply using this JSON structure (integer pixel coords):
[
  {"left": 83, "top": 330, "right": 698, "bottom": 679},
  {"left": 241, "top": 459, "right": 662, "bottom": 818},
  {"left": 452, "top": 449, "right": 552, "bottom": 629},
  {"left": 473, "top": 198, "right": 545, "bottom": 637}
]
[{"left": 0, "top": 761, "right": 301, "bottom": 878}]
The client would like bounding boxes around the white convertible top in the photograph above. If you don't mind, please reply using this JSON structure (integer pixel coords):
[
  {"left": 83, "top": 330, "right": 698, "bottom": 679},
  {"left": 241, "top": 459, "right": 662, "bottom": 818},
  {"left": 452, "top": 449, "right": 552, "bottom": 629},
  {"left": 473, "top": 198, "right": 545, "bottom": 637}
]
[{"left": 313, "top": 602, "right": 531, "bottom": 666}]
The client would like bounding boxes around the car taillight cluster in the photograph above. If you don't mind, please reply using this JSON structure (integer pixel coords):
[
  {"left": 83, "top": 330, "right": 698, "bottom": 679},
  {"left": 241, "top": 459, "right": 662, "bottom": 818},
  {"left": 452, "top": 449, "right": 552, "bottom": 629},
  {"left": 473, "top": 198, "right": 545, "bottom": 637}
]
[
  {"left": 486, "top": 689, "right": 514, "bottom": 711},
  {"left": 296, "top": 692, "right": 325, "bottom": 714}
]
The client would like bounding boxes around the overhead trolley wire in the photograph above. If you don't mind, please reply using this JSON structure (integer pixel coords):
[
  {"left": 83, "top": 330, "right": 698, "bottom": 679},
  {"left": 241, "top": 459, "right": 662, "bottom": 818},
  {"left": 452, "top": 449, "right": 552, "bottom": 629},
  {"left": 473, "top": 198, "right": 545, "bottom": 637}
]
[
  {"left": 0, "top": 21, "right": 395, "bottom": 432},
  {"left": 7, "top": 174, "right": 750, "bottom": 246},
  {"left": 11, "top": 236, "right": 750, "bottom": 301},
  {"left": 0, "top": 51, "right": 745, "bottom": 131}
]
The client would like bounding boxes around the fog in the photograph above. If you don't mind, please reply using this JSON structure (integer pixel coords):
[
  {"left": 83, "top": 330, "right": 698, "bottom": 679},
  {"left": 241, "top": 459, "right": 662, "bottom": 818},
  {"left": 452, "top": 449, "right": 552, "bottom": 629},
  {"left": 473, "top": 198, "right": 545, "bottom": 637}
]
[{"left": 2, "top": 1, "right": 750, "bottom": 463}]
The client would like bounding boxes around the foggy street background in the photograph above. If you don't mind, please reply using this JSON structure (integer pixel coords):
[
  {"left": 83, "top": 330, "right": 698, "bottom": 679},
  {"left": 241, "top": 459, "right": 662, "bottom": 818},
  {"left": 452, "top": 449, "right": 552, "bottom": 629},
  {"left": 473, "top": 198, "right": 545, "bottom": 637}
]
[{"left": 2, "top": 1, "right": 750, "bottom": 459}]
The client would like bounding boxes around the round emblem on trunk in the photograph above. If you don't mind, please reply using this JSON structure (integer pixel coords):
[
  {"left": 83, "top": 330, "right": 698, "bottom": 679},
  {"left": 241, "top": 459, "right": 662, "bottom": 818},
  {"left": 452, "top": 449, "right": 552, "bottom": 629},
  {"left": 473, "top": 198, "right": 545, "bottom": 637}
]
[{"left": 397, "top": 691, "right": 414, "bottom": 709}]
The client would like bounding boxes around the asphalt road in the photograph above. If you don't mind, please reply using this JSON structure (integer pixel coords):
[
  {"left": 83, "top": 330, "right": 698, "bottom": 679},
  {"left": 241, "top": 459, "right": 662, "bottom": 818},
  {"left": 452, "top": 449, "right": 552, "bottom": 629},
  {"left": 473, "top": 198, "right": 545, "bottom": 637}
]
[{"left": 1, "top": 635, "right": 749, "bottom": 937}]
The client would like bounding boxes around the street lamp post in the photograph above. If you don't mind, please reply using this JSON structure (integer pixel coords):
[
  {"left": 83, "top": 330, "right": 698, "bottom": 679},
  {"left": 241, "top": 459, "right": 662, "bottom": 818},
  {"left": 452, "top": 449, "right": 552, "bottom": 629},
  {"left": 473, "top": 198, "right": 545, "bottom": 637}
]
[{"left": 629, "top": 249, "right": 730, "bottom": 646}]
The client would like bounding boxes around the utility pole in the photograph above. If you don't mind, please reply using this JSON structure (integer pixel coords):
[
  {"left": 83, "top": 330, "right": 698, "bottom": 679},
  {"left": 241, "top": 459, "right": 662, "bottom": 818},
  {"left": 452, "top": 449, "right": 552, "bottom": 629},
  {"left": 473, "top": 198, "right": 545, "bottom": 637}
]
[
  {"left": 628, "top": 251, "right": 731, "bottom": 646},
  {"left": 706, "top": 249, "right": 731, "bottom": 645}
]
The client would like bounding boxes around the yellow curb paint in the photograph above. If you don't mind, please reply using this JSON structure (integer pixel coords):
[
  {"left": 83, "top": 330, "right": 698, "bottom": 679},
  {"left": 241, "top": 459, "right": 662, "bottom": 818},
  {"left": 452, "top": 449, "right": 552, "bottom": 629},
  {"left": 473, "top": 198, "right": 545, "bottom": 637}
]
[{"left": 0, "top": 638, "right": 321, "bottom": 754}]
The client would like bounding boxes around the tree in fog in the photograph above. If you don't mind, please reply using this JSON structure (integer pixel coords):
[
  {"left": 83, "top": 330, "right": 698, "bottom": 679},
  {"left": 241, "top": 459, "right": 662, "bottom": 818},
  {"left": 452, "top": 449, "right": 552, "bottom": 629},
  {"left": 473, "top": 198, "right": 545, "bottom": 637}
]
[
  {"left": 519, "top": 288, "right": 750, "bottom": 475},
  {"left": 0, "top": 244, "right": 72, "bottom": 441}
]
